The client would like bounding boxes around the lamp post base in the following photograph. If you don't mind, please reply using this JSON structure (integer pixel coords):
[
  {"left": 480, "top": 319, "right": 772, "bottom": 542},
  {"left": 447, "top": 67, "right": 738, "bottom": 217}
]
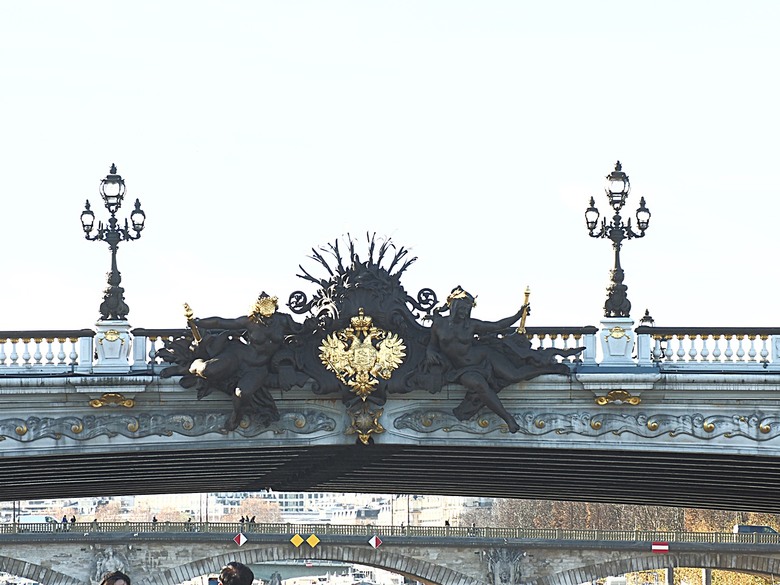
[
  {"left": 93, "top": 320, "right": 132, "bottom": 374},
  {"left": 599, "top": 316, "right": 635, "bottom": 365}
]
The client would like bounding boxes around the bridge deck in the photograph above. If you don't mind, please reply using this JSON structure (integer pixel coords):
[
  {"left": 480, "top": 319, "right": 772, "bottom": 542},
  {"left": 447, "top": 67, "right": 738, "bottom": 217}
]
[{"left": 4, "top": 443, "right": 780, "bottom": 512}]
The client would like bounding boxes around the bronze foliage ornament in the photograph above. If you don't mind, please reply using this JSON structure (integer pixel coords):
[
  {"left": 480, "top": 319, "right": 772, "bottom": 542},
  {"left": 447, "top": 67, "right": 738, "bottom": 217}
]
[
  {"left": 319, "top": 308, "right": 406, "bottom": 399},
  {"left": 157, "top": 234, "right": 584, "bottom": 438},
  {"left": 346, "top": 403, "right": 385, "bottom": 445}
]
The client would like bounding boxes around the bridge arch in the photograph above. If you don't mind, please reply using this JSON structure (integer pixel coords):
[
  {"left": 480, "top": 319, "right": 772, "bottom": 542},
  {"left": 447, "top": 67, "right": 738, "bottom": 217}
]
[
  {"left": 139, "top": 544, "right": 486, "bottom": 585},
  {"left": 0, "top": 554, "right": 83, "bottom": 585},
  {"left": 543, "top": 553, "right": 780, "bottom": 585}
]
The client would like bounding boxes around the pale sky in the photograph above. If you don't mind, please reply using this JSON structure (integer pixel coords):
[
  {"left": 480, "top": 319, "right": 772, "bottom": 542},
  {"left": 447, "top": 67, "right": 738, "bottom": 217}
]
[{"left": 2, "top": 1, "right": 778, "bottom": 331}]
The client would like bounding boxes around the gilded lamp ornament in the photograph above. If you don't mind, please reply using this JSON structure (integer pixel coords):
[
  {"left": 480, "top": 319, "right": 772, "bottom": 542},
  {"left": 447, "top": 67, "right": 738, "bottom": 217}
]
[{"left": 319, "top": 308, "right": 406, "bottom": 398}]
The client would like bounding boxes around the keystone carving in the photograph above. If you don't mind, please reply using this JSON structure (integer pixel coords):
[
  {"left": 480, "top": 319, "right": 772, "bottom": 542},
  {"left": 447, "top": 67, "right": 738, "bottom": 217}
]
[{"left": 484, "top": 548, "right": 523, "bottom": 585}]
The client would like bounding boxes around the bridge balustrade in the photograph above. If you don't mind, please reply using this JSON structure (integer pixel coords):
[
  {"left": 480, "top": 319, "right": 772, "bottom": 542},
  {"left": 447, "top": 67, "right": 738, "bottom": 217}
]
[
  {"left": 1, "top": 325, "right": 779, "bottom": 373},
  {"left": 3, "top": 521, "right": 779, "bottom": 545},
  {"left": 0, "top": 330, "right": 94, "bottom": 373},
  {"left": 635, "top": 326, "right": 780, "bottom": 368}
]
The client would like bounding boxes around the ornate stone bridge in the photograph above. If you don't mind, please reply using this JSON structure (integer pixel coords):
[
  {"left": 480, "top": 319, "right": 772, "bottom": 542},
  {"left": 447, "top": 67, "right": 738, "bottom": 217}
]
[
  {"left": 1, "top": 230, "right": 779, "bottom": 510},
  {"left": 1, "top": 524, "right": 780, "bottom": 585},
  {"left": 1, "top": 323, "right": 780, "bottom": 511}
]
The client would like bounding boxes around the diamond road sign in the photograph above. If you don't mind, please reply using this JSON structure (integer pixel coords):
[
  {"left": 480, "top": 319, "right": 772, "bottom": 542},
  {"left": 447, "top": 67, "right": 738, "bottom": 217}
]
[{"left": 368, "top": 535, "right": 383, "bottom": 549}]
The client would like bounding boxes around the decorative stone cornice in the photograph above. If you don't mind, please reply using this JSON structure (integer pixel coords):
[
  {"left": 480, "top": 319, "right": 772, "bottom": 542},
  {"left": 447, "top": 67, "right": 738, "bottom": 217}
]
[
  {"left": 394, "top": 409, "right": 778, "bottom": 440},
  {"left": 0, "top": 410, "right": 336, "bottom": 442}
]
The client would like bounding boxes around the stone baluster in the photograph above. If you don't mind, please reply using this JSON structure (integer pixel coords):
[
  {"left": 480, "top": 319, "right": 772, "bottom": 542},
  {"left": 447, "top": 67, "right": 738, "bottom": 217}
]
[
  {"left": 700, "top": 335, "right": 710, "bottom": 362},
  {"left": 148, "top": 336, "right": 160, "bottom": 363},
  {"left": 676, "top": 335, "right": 686, "bottom": 361},
  {"left": 44, "top": 339, "right": 54, "bottom": 364},
  {"left": 57, "top": 339, "right": 67, "bottom": 364},
  {"left": 688, "top": 335, "right": 698, "bottom": 361},
  {"left": 652, "top": 337, "right": 664, "bottom": 362},
  {"left": 0, "top": 339, "right": 6, "bottom": 366},
  {"left": 736, "top": 336, "right": 746, "bottom": 361},
  {"left": 69, "top": 338, "right": 79, "bottom": 364},
  {"left": 33, "top": 338, "right": 43, "bottom": 365},
  {"left": 748, "top": 336, "right": 757, "bottom": 362},
  {"left": 760, "top": 336, "right": 770, "bottom": 365},
  {"left": 712, "top": 335, "right": 722, "bottom": 361},
  {"left": 724, "top": 336, "right": 734, "bottom": 361}
]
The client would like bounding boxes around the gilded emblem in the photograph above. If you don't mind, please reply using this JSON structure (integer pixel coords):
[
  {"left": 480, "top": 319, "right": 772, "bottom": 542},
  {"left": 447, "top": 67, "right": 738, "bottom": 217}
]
[
  {"left": 347, "top": 403, "right": 385, "bottom": 445},
  {"left": 594, "top": 389, "right": 641, "bottom": 406},
  {"left": 319, "top": 308, "right": 406, "bottom": 399}
]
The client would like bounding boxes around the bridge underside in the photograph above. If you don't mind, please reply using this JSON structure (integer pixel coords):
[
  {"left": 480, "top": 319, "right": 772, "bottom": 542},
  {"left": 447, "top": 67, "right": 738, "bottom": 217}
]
[{"left": 1, "top": 444, "right": 777, "bottom": 512}]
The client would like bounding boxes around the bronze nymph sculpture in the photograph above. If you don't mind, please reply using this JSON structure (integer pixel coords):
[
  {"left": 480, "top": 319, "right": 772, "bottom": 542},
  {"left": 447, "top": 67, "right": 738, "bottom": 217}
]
[
  {"left": 158, "top": 235, "right": 584, "bottom": 435},
  {"left": 159, "top": 293, "right": 310, "bottom": 430},
  {"left": 423, "top": 286, "right": 582, "bottom": 433}
]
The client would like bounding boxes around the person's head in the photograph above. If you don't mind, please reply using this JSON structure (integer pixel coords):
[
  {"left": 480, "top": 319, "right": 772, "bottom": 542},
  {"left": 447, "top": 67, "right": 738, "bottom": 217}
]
[
  {"left": 100, "top": 571, "right": 131, "bottom": 585},
  {"left": 219, "top": 562, "right": 254, "bottom": 585},
  {"left": 447, "top": 286, "right": 476, "bottom": 320},
  {"left": 249, "top": 292, "right": 278, "bottom": 320}
]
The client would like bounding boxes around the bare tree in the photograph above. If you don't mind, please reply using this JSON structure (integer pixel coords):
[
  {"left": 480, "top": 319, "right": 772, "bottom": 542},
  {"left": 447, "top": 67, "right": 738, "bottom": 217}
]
[{"left": 223, "top": 497, "right": 282, "bottom": 523}]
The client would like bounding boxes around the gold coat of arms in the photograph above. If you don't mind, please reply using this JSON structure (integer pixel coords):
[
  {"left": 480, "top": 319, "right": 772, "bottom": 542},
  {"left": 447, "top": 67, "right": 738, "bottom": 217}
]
[{"left": 319, "top": 308, "right": 406, "bottom": 399}]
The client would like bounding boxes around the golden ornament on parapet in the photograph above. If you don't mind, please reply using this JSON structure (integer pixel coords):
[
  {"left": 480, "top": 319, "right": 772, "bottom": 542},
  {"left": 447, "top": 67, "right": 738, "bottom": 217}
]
[{"left": 319, "top": 308, "right": 406, "bottom": 399}]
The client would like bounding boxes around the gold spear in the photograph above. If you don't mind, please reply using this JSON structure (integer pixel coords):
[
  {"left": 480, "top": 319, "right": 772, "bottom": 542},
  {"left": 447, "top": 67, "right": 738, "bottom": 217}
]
[
  {"left": 516, "top": 286, "right": 531, "bottom": 335},
  {"left": 183, "top": 302, "right": 202, "bottom": 343}
]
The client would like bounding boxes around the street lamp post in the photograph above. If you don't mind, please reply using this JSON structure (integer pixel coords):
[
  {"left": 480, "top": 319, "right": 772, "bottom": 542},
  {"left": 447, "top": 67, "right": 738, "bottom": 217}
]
[
  {"left": 80, "top": 164, "right": 146, "bottom": 321},
  {"left": 585, "top": 161, "right": 651, "bottom": 363},
  {"left": 585, "top": 161, "right": 651, "bottom": 318},
  {"left": 80, "top": 164, "right": 146, "bottom": 374}
]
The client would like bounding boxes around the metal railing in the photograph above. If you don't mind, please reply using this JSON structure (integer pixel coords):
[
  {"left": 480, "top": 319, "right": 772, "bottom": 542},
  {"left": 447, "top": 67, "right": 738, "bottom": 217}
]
[{"left": 3, "top": 521, "right": 779, "bottom": 545}]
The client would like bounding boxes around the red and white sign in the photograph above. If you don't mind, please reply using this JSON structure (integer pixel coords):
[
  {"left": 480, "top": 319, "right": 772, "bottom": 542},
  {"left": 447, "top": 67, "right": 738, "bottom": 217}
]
[
  {"left": 651, "top": 542, "right": 669, "bottom": 553},
  {"left": 368, "top": 535, "right": 383, "bottom": 549},
  {"left": 234, "top": 533, "right": 247, "bottom": 547}
]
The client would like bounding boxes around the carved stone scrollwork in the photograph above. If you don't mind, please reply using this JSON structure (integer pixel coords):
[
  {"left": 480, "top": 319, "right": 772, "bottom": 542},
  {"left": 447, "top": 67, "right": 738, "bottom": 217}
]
[
  {"left": 0, "top": 410, "right": 337, "bottom": 442},
  {"left": 484, "top": 548, "right": 523, "bottom": 585},
  {"left": 394, "top": 409, "right": 780, "bottom": 441}
]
